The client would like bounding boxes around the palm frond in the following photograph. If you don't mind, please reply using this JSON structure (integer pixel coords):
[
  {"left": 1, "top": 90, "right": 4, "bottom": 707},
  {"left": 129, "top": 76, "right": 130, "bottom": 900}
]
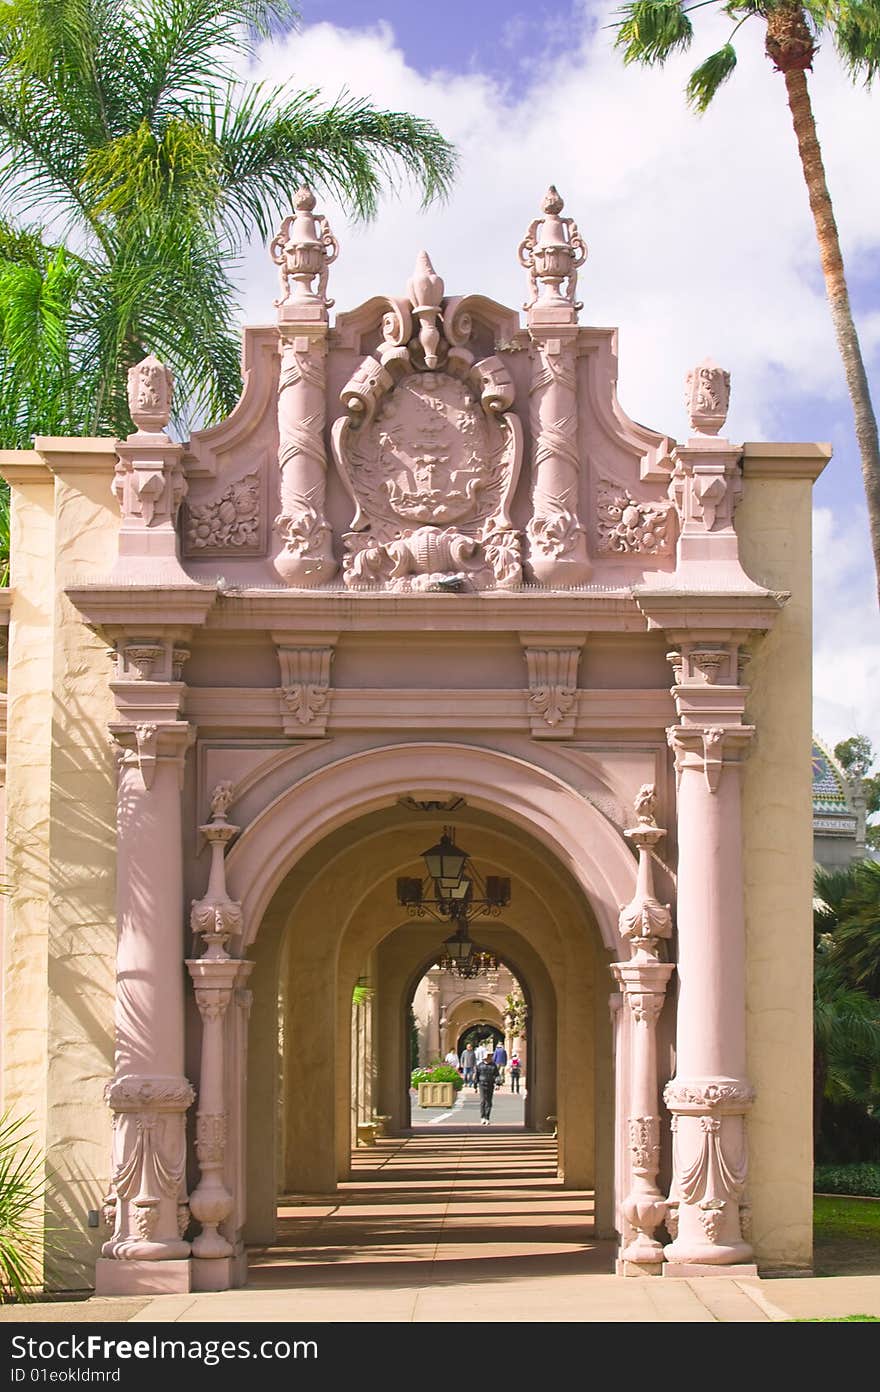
[
  {"left": 0, "top": 1113, "right": 45, "bottom": 1302},
  {"left": 832, "top": 0, "right": 880, "bottom": 83},
  {"left": 613, "top": 0, "right": 694, "bottom": 65},
  {"left": 209, "top": 85, "right": 457, "bottom": 242},
  {"left": 686, "top": 42, "right": 738, "bottom": 110}
]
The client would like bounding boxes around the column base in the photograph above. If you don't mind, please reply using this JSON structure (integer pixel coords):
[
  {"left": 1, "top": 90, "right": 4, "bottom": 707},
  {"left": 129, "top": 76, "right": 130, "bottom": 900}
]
[
  {"left": 663, "top": 1262, "right": 758, "bottom": 1279},
  {"left": 616, "top": 1259, "right": 664, "bottom": 1278},
  {"left": 192, "top": 1253, "right": 247, "bottom": 1291},
  {"left": 95, "top": 1258, "right": 192, "bottom": 1296}
]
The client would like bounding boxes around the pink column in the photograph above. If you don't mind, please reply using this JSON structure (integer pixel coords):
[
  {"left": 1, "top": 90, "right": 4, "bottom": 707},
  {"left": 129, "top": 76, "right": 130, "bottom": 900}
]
[
  {"left": 99, "top": 722, "right": 195, "bottom": 1282},
  {"left": 664, "top": 715, "right": 756, "bottom": 1268}
]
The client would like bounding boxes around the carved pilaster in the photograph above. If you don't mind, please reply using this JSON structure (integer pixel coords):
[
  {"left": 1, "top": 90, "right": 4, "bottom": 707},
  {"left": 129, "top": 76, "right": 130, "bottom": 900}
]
[
  {"left": 522, "top": 640, "right": 581, "bottom": 737},
  {"left": 274, "top": 639, "right": 335, "bottom": 737},
  {"left": 102, "top": 1075, "right": 194, "bottom": 1261},
  {"left": 186, "top": 787, "right": 244, "bottom": 1264},
  {"left": 520, "top": 188, "right": 590, "bottom": 586},
  {"left": 613, "top": 786, "right": 675, "bottom": 1269},
  {"left": 271, "top": 188, "right": 338, "bottom": 586}
]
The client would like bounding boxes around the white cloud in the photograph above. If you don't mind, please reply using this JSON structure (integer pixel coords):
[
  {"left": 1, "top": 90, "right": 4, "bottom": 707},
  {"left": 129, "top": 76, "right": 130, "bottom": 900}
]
[
  {"left": 232, "top": 5, "right": 880, "bottom": 756},
  {"left": 813, "top": 506, "right": 880, "bottom": 751}
]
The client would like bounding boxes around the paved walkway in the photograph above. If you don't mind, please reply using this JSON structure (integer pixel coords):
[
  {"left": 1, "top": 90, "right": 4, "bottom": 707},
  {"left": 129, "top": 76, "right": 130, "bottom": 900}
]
[{"left": 5, "top": 1133, "right": 880, "bottom": 1322}]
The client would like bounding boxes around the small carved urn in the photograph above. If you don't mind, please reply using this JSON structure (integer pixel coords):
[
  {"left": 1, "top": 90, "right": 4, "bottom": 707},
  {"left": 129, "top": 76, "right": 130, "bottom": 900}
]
[
  {"left": 685, "top": 358, "right": 731, "bottom": 437},
  {"left": 127, "top": 354, "right": 173, "bottom": 434}
]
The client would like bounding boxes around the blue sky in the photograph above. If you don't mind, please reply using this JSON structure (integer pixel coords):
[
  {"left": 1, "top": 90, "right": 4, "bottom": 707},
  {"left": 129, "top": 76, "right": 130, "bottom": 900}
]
[{"left": 235, "top": 1, "right": 880, "bottom": 754}]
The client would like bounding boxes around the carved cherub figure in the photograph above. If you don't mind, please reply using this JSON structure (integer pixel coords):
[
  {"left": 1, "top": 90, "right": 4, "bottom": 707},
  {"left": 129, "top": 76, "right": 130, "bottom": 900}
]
[
  {"left": 634, "top": 783, "right": 657, "bottom": 826},
  {"left": 209, "top": 781, "right": 235, "bottom": 821}
]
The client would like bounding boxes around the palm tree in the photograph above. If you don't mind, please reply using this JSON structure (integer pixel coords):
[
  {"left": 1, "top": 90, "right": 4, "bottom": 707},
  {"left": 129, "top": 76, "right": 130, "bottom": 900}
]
[
  {"left": 813, "top": 863, "right": 880, "bottom": 1144},
  {"left": 818, "top": 858, "right": 880, "bottom": 997},
  {"left": 0, "top": 0, "right": 456, "bottom": 437},
  {"left": 613, "top": 1, "right": 880, "bottom": 606}
]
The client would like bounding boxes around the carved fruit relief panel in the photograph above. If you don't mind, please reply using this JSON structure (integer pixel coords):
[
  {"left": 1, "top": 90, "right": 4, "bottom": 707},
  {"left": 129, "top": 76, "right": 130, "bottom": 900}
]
[{"left": 184, "top": 466, "right": 266, "bottom": 558}]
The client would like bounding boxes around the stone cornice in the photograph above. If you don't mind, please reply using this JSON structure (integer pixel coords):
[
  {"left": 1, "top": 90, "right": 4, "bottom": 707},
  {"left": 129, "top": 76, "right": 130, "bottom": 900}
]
[
  {"left": 634, "top": 588, "right": 785, "bottom": 636},
  {"left": 206, "top": 589, "right": 648, "bottom": 636},
  {"left": 66, "top": 582, "right": 216, "bottom": 630}
]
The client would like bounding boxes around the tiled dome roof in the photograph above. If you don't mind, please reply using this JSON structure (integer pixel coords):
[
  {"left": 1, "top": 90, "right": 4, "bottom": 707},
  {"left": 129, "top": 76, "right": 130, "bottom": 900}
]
[{"left": 812, "top": 737, "right": 851, "bottom": 814}]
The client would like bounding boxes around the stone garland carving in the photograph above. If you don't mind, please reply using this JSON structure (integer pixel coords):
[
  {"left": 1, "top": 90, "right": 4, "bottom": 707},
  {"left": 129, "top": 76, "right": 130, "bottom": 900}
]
[
  {"left": 270, "top": 187, "right": 339, "bottom": 586},
  {"left": 663, "top": 1081, "right": 756, "bottom": 1110},
  {"left": 185, "top": 472, "right": 261, "bottom": 554},
  {"left": 525, "top": 337, "right": 590, "bottom": 584},
  {"left": 596, "top": 484, "right": 674, "bottom": 557},
  {"left": 102, "top": 1075, "right": 195, "bottom": 1261},
  {"left": 277, "top": 645, "right": 333, "bottom": 737},
  {"left": 524, "top": 646, "right": 580, "bottom": 737},
  {"left": 331, "top": 253, "right": 523, "bottom": 592},
  {"left": 275, "top": 334, "right": 336, "bottom": 584}
]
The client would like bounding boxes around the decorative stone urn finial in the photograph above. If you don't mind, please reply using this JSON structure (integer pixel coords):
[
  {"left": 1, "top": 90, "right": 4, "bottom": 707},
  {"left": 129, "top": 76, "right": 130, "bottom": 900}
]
[
  {"left": 127, "top": 353, "right": 173, "bottom": 435},
  {"left": 685, "top": 358, "right": 731, "bottom": 437},
  {"left": 270, "top": 184, "right": 339, "bottom": 311},
  {"left": 518, "top": 185, "right": 587, "bottom": 317}
]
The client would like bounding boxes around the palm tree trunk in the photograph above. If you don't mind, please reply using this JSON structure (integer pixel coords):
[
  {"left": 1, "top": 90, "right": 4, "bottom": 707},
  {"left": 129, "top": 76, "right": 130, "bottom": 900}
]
[{"left": 782, "top": 65, "right": 880, "bottom": 608}]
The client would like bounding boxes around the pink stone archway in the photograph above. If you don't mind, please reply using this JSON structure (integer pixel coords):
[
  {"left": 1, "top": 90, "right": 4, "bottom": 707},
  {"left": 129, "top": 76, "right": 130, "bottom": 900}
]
[{"left": 225, "top": 741, "right": 638, "bottom": 955}]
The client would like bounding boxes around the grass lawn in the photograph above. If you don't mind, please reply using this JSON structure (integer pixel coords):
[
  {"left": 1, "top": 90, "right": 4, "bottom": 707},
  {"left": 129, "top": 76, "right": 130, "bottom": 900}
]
[{"left": 813, "top": 1195, "right": 880, "bottom": 1277}]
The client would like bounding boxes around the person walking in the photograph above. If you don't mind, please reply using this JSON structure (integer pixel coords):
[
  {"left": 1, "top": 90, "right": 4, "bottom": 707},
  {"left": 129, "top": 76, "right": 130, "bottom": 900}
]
[
  {"left": 509, "top": 1054, "right": 522, "bottom": 1094},
  {"left": 460, "top": 1043, "right": 476, "bottom": 1087},
  {"left": 492, "top": 1041, "right": 508, "bottom": 1087},
  {"left": 475, "top": 1055, "right": 498, "bottom": 1125},
  {"left": 445, "top": 1047, "right": 460, "bottom": 1068}
]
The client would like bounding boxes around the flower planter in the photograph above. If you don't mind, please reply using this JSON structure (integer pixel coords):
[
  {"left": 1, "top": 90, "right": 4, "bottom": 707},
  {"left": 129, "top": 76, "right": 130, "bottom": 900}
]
[{"left": 417, "top": 1081, "right": 455, "bottom": 1108}]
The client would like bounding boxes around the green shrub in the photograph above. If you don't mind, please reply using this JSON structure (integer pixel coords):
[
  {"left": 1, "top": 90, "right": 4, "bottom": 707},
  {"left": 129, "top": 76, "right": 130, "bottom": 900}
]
[
  {"left": 411, "top": 1064, "right": 464, "bottom": 1092},
  {"left": 0, "top": 1113, "right": 44, "bottom": 1302},
  {"left": 814, "top": 1163, "right": 880, "bottom": 1197}
]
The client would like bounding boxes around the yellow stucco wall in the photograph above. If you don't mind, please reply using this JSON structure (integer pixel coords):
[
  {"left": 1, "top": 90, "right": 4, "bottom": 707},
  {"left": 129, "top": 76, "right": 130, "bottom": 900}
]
[
  {"left": 737, "top": 443, "right": 828, "bottom": 1270},
  {"left": 1, "top": 444, "right": 120, "bottom": 1286}
]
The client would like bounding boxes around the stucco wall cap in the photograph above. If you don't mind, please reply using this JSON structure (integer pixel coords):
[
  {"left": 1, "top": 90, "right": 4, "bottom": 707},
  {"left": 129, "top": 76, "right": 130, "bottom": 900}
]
[
  {"left": 741, "top": 442, "right": 831, "bottom": 481},
  {"left": 36, "top": 437, "right": 119, "bottom": 476},
  {"left": 0, "top": 449, "right": 51, "bottom": 485}
]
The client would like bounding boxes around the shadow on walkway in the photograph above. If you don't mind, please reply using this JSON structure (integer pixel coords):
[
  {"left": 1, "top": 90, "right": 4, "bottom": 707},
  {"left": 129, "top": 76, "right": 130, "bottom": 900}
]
[{"left": 247, "top": 1131, "right": 613, "bottom": 1290}]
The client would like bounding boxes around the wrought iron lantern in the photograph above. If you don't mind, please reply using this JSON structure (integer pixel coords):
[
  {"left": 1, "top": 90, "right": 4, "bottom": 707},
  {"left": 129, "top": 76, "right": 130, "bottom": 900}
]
[{"left": 397, "top": 827, "right": 510, "bottom": 980}]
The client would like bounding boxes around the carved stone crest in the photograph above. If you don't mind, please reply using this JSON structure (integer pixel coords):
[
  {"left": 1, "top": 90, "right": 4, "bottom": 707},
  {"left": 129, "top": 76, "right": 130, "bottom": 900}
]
[
  {"left": 331, "top": 254, "right": 523, "bottom": 591},
  {"left": 685, "top": 358, "right": 730, "bottom": 437}
]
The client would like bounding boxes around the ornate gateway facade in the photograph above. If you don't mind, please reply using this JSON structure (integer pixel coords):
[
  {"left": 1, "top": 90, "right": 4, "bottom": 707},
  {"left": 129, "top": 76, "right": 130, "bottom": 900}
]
[{"left": 0, "top": 186, "right": 824, "bottom": 1293}]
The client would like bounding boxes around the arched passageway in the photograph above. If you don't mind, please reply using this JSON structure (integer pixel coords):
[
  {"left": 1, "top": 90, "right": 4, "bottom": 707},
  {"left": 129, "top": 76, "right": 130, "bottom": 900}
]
[{"left": 232, "top": 744, "right": 640, "bottom": 1271}]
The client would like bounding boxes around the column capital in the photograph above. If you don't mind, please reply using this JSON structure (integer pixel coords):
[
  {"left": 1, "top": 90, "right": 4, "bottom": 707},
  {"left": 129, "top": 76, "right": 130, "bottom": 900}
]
[
  {"left": 667, "top": 723, "right": 754, "bottom": 792},
  {"left": 110, "top": 720, "right": 195, "bottom": 791}
]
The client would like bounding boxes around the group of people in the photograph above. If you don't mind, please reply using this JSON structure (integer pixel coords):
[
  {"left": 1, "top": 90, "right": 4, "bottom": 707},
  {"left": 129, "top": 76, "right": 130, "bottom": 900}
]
[{"left": 444, "top": 1041, "right": 523, "bottom": 1124}]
